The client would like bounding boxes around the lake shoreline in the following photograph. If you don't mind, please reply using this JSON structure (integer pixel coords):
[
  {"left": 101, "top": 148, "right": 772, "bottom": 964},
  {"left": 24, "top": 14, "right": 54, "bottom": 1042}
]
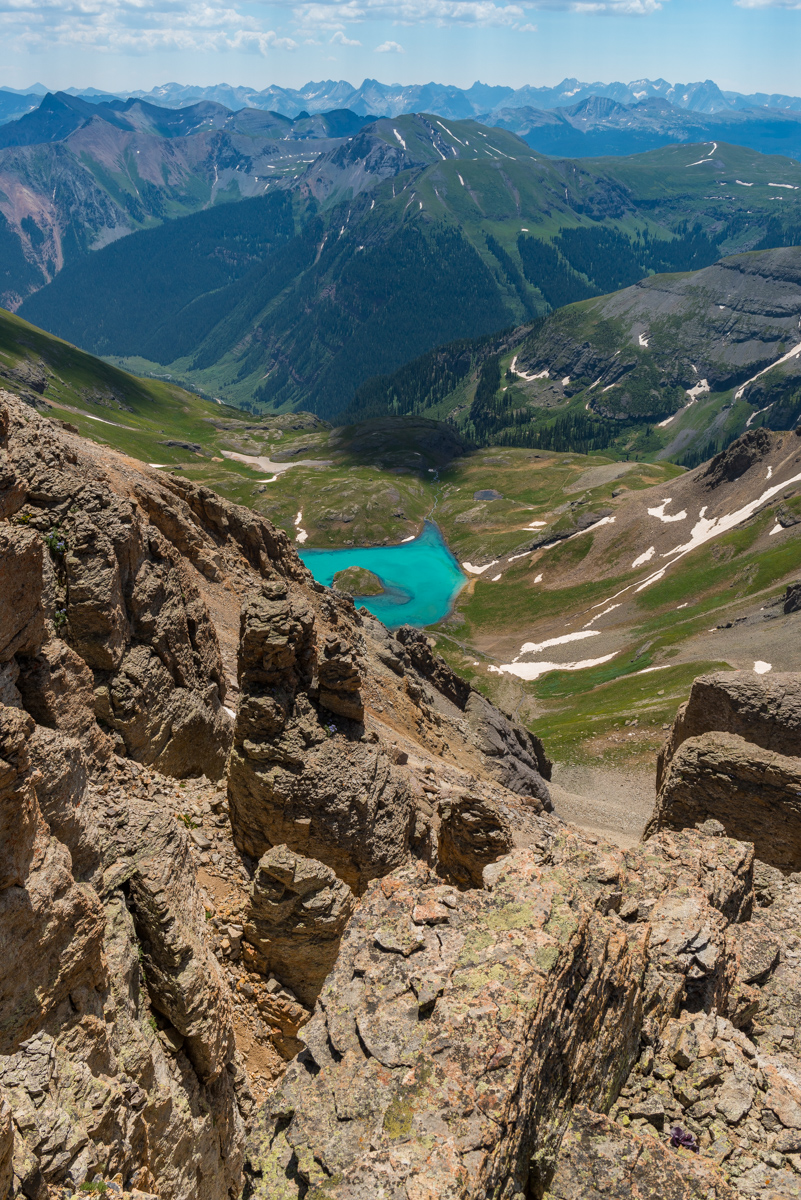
[{"left": 299, "top": 520, "right": 466, "bottom": 629}]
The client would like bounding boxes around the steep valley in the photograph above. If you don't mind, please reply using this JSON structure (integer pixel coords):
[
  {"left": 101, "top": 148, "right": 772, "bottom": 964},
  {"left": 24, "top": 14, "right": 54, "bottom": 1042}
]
[
  {"left": 5, "top": 374, "right": 801, "bottom": 1199},
  {"left": 1, "top": 298, "right": 800, "bottom": 783},
  {"left": 17, "top": 133, "right": 801, "bottom": 416}
]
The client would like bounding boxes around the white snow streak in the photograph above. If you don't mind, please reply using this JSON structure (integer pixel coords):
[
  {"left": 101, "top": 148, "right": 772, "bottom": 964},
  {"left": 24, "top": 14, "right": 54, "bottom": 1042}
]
[
  {"left": 687, "top": 379, "right": 711, "bottom": 400},
  {"left": 490, "top": 653, "right": 617, "bottom": 682},
  {"left": 631, "top": 546, "right": 656, "bottom": 568},
  {"left": 514, "top": 630, "right": 600, "bottom": 660},
  {"left": 639, "top": 333, "right": 649, "bottom": 348},
  {"left": 294, "top": 511, "right": 309, "bottom": 543},
  {"left": 648, "top": 499, "right": 688, "bottom": 524},
  {"left": 393, "top": 128, "right": 407, "bottom": 150},
  {"left": 746, "top": 403, "right": 774, "bottom": 427},
  {"left": 769, "top": 523, "right": 783, "bottom": 536},
  {"left": 583, "top": 604, "right": 621, "bottom": 628},
  {"left": 462, "top": 560, "right": 498, "bottom": 575},
  {"left": 735, "top": 342, "right": 801, "bottom": 401},
  {"left": 754, "top": 661, "right": 773, "bottom": 674},
  {"left": 436, "top": 120, "right": 464, "bottom": 146}
]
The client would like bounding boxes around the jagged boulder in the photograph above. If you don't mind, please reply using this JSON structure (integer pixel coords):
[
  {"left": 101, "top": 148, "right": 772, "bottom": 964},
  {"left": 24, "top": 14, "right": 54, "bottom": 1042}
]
[
  {"left": 437, "top": 792, "right": 514, "bottom": 888},
  {"left": 657, "top": 671, "right": 801, "bottom": 791},
  {"left": 243, "top": 845, "right": 355, "bottom": 1007},
  {"left": 647, "top": 731, "right": 801, "bottom": 872},
  {"left": 785, "top": 580, "right": 801, "bottom": 614}
]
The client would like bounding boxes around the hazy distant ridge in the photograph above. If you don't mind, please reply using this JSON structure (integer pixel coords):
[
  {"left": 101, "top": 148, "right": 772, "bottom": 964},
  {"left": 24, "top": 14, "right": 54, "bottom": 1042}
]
[{"left": 105, "top": 77, "right": 801, "bottom": 119}]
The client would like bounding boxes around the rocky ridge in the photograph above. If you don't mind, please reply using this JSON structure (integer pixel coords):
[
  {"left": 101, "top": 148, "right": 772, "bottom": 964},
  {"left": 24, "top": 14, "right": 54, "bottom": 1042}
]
[
  {"left": 0, "top": 389, "right": 552, "bottom": 1197},
  {"left": 7, "top": 387, "right": 801, "bottom": 1199},
  {"left": 246, "top": 669, "right": 801, "bottom": 1200}
]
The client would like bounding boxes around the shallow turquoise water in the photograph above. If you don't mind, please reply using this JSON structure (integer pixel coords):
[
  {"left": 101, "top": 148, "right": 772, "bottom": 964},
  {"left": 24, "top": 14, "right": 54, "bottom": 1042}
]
[{"left": 299, "top": 521, "right": 465, "bottom": 629}]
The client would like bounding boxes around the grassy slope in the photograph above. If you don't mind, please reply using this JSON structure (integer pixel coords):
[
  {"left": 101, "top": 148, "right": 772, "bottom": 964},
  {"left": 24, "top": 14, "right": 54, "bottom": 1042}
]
[
  {"left": 5, "top": 304, "right": 801, "bottom": 774},
  {"left": 82, "top": 139, "right": 801, "bottom": 415}
]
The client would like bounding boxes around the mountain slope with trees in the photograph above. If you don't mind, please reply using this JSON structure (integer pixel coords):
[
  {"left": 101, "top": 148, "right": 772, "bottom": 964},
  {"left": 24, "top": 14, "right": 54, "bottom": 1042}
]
[{"left": 21, "top": 132, "right": 801, "bottom": 419}]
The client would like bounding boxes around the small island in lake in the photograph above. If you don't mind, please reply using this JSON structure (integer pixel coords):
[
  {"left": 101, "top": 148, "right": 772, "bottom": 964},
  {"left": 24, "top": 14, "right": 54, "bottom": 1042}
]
[{"left": 332, "top": 565, "right": 385, "bottom": 596}]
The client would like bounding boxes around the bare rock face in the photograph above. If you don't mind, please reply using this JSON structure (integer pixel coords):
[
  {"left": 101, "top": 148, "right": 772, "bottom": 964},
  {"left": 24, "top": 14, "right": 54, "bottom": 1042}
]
[
  {"left": 395, "top": 625, "right": 553, "bottom": 796},
  {"left": 244, "top": 827, "right": 755, "bottom": 1199},
  {"left": 243, "top": 845, "right": 355, "bottom": 1007},
  {"left": 656, "top": 671, "right": 801, "bottom": 792},
  {"left": 653, "top": 671, "right": 801, "bottom": 874},
  {"left": 785, "top": 580, "right": 801, "bottom": 614},
  {"left": 702, "top": 427, "right": 772, "bottom": 489},
  {"left": 546, "top": 1106, "right": 738, "bottom": 1200},
  {"left": 0, "top": 390, "right": 232, "bottom": 779},
  {"left": 0, "top": 389, "right": 560, "bottom": 1195},
  {"left": 647, "top": 731, "right": 801, "bottom": 871},
  {"left": 227, "top": 582, "right": 415, "bottom": 892},
  {"left": 437, "top": 792, "right": 514, "bottom": 888},
  {"left": 0, "top": 692, "right": 245, "bottom": 1196}
]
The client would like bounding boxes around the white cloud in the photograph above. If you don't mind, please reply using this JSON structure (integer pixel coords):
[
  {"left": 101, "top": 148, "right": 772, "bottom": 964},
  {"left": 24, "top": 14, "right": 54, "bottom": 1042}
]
[
  {"left": 288, "top": 0, "right": 664, "bottom": 28},
  {"left": 734, "top": 0, "right": 801, "bottom": 6},
  {"left": 0, "top": 0, "right": 299, "bottom": 53},
  {"left": 294, "top": 0, "right": 527, "bottom": 27},
  {"left": 0, "top": 0, "right": 665, "bottom": 57}
]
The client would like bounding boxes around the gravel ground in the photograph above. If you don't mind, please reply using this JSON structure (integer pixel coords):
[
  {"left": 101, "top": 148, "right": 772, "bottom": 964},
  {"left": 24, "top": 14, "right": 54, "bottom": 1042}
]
[{"left": 549, "top": 760, "right": 657, "bottom": 848}]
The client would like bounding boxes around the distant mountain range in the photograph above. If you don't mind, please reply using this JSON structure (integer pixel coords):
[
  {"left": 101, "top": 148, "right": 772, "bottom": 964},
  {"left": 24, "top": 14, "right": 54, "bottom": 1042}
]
[
  {"left": 495, "top": 96, "right": 801, "bottom": 161},
  {"left": 7, "top": 76, "right": 801, "bottom": 122},
  {"left": 78, "top": 77, "right": 801, "bottom": 120},
  {"left": 0, "top": 91, "right": 376, "bottom": 308}
]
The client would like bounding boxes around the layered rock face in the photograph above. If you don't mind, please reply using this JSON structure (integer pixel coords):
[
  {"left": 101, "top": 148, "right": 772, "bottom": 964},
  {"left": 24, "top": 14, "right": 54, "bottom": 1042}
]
[
  {"left": 13, "top": 386, "right": 801, "bottom": 1200},
  {"left": 649, "top": 672, "right": 801, "bottom": 869},
  {"left": 226, "top": 595, "right": 553, "bottom": 893},
  {"left": 245, "top": 813, "right": 801, "bottom": 1200},
  {"left": 0, "top": 390, "right": 555, "bottom": 1196}
]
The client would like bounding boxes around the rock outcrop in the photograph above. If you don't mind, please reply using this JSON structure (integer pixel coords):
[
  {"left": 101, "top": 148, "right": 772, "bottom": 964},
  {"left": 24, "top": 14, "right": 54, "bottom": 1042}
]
[
  {"left": 0, "top": 389, "right": 557, "bottom": 1195},
  {"left": 651, "top": 672, "right": 801, "bottom": 870},
  {"left": 647, "top": 731, "right": 801, "bottom": 870},
  {"left": 243, "top": 846, "right": 355, "bottom": 1007},
  {"left": 244, "top": 826, "right": 760, "bottom": 1199},
  {"left": 226, "top": 593, "right": 553, "bottom": 895},
  {"left": 657, "top": 671, "right": 801, "bottom": 790}
]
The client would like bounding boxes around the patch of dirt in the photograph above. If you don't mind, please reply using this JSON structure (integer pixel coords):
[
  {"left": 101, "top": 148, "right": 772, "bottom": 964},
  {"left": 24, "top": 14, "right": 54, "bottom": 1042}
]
[{"left": 549, "top": 760, "right": 656, "bottom": 848}]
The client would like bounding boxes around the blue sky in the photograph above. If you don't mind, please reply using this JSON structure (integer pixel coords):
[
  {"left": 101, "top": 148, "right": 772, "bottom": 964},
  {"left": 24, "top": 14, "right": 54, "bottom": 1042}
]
[{"left": 4, "top": 0, "right": 801, "bottom": 98}]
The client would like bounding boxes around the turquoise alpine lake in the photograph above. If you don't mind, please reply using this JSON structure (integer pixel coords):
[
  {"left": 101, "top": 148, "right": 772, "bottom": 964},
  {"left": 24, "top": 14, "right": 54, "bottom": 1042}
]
[{"left": 299, "top": 521, "right": 465, "bottom": 629}]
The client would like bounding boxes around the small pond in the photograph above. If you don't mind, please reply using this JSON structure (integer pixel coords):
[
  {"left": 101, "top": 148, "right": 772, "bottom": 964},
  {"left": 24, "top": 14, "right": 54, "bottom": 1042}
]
[{"left": 299, "top": 521, "right": 465, "bottom": 629}]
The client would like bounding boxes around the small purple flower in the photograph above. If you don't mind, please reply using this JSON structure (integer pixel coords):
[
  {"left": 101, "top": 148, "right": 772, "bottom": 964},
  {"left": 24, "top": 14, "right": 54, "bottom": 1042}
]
[
  {"left": 670, "top": 1125, "right": 699, "bottom": 1152},
  {"left": 328, "top": 724, "right": 337, "bottom": 734}
]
